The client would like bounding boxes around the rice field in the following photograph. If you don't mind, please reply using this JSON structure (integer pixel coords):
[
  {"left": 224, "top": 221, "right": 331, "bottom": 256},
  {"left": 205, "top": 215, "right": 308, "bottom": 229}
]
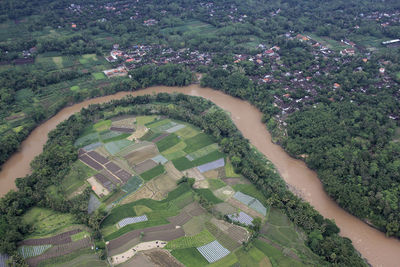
[
  {"left": 165, "top": 229, "right": 215, "bottom": 250},
  {"left": 171, "top": 248, "right": 209, "bottom": 267},
  {"left": 184, "top": 133, "right": 215, "bottom": 154},
  {"left": 140, "top": 164, "right": 165, "bottom": 181},
  {"left": 156, "top": 134, "right": 180, "bottom": 152},
  {"left": 187, "top": 144, "right": 218, "bottom": 160}
]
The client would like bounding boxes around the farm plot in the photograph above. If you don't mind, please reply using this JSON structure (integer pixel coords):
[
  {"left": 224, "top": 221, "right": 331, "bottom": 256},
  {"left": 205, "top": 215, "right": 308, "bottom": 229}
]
[
  {"left": 197, "top": 158, "right": 225, "bottom": 173},
  {"left": 121, "top": 176, "right": 142, "bottom": 193},
  {"left": 233, "top": 191, "right": 267, "bottom": 216},
  {"left": 93, "top": 120, "right": 111, "bottom": 132},
  {"left": 161, "top": 141, "right": 187, "bottom": 160},
  {"left": 164, "top": 161, "right": 183, "bottom": 180},
  {"left": 141, "top": 165, "right": 165, "bottom": 181},
  {"left": 166, "top": 124, "right": 186, "bottom": 133},
  {"left": 124, "top": 144, "right": 159, "bottom": 165},
  {"left": 79, "top": 154, "right": 103, "bottom": 171},
  {"left": 118, "top": 215, "right": 148, "bottom": 228},
  {"left": 22, "top": 208, "right": 77, "bottom": 239},
  {"left": 156, "top": 134, "right": 180, "bottom": 152},
  {"left": 167, "top": 211, "right": 192, "bottom": 226},
  {"left": 213, "top": 202, "right": 237, "bottom": 216},
  {"left": 227, "top": 212, "right": 254, "bottom": 226},
  {"left": 26, "top": 237, "right": 92, "bottom": 267},
  {"left": 186, "top": 144, "right": 218, "bottom": 161},
  {"left": 152, "top": 121, "right": 178, "bottom": 132},
  {"left": 136, "top": 115, "right": 157, "bottom": 125},
  {"left": 87, "top": 151, "right": 108, "bottom": 165},
  {"left": 142, "top": 228, "right": 185, "bottom": 242},
  {"left": 74, "top": 133, "right": 99, "bottom": 147},
  {"left": 105, "top": 140, "right": 134, "bottom": 155},
  {"left": 127, "top": 125, "right": 149, "bottom": 141},
  {"left": 149, "top": 132, "right": 169, "bottom": 143},
  {"left": 171, "top": 247, "right": 209, "bottom": 267},
  {"left": 205, "top": 222, "right": 240, "bottom": 251},
  {"left": 210, "top": 218, "right": 249, "bottom": 245},
  {"left": 111, "top": 117, "right": 136, "bottom": 128},
  {"left": 183, "top": 133, "right": 215, "bottom": 154},
  {"left": 166, "top": 229, "right": 215, "bottom": 250},
  {"left": 19, "top": 245, "right": 52, "bottom": 258},
  {"left": 134, "top": 159, "right": 158, "bottom": 174},
  {"left": 151, "top": 154, "right": 168, "bottom": 164},
  {"left": 83, "top": 142, "right": 102, "bottom": 151},
  {"left": 197, "top": 240, "right": 230, "bottom": 263},
  {"left": 99, "top": 130, "right": 126, "bottom": 142},
  {"left": 20, "top": 229, "right": 82, "bottom": 246}
]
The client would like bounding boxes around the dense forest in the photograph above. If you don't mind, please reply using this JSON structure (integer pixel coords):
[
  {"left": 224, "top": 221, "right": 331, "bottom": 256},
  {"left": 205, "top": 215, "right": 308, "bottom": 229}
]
[
  {"left": 0, "top": 0, "right": 399, "bottom": 244},
  {"left": 0, "top": 93, "right": 366, "bottom": 266}
]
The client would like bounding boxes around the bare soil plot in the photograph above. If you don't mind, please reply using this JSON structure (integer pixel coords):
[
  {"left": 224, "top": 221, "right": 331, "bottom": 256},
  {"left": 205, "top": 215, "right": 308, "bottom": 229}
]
[
  {"left": 20, "top": 229, "right": 81, "bottom": 246},
  {"left": 144, "top": 249, "right": 185, "bottom": 267},
  {"left": 213, "top": 186, "right": 235, "bottom": 201},
  {"left": 183, "top": 202, "right": 206, "bottom": 217},
  {"left": 134, "top": 159, "right": 157, "bottom": 174},
  {"left": 94, "top": 173, "right": 115, "bottom": 192},
  {"left": 153, "top": 173, "right": 177, "bottom": 198},
  {"left": 108, "top": 237, "right": 140, "bottom": 256},
  {"left": 26, "top": 237, "right": 92, "bottom": 267},
  {"left": 127, "top": 125, "right": 148, "bottom": 141},
  {"left": 222, "top": 178, "right": 251, "bottom": 186},
  {"left": 164, "top": 161, "right": 183, "bottom": 180},
  {"left": 210, "top": 218, "right": 249, "bottom": 244},
  {"left": 105, "top": 162, "right": 121, "bottom": 173},
  {"left": 101, "top": 169, "right": 122, "bottom": 185},
  {"left": 203, "top": 169, "right": 219, "bottom": 179},
  {"left": 115, "top": 169, "right": 132, "bottom": 183},
  {"left": 110, "top": 126, "right": 135, "bottom": 133},
  {"left": 79, "top": 155, "right": 103, "bottom": 171},
  {"left": 142, "top": 228, "right": 185, "bottom": 242},
  {"left": 120, "top": 183, "right": 156, "bottom": 204},
  {"left": 227, "top": 198, "right": 264, "bottom": 219},
  {"left": 124, "top": 145, "right": 159, "bottom": 166},
  {"left": 118, "top": 252, "right": 156, "bottom": 267},
  {"left": 107, "top": 224, "right": 175, "bottom": 252},
  {"left": 182, "top": 214, "right": 211, "bottom": 236},
  {"left": 168, "top": 211, "right": 192, "bottom": 226},
  {"left": 87, "top": 151, "right": 109, "bottom": 165},
  {"left": 194, "top": 179, "right": 209, "bottom": 189},
  {"left": 183, "top": 168, "right": 205, "bottom": 181},
  {"left": 213, "top": 203, "right": 237, "bottom": 216},
  {"left": 87, "top": 176, "right": 110, "bottom": 197}
]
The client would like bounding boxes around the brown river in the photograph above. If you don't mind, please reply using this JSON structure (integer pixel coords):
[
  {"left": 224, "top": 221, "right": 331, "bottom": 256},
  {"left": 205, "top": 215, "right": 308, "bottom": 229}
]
[{"left": 0, "top": 84, "right": 399, "bottom": 266}]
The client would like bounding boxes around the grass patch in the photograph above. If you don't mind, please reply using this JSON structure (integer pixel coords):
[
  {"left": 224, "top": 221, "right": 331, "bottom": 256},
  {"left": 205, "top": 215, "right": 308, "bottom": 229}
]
[
  {"left": 93, "top": 120, "right": 111, "bottom": 132},
  {"left": 225, "top": 159, "right": 240, "bottom": 177},
  {"left": 267, "top": 208, "right": 291, "bottom": 227},
  {"left": 156, "top": 133, "right": 180, "bottom": 152},
  {"left": 161, "top": 141, "right": 186, "bottom": 159},
  {"left": 71, "top": 231, "right": 90, "bottom": 242},
  {"left": 23, "top": 208, "right": 77, "bottom": 238},
  {"left": 187, "top": 143, "right": 218, "bottom": 160},
  {"left": 175, "top": 125, "right": 199, "bottom": 139},
  {"left": 62, "top": 161, "right": 96, "bottom": 196},
  {"left": 134, "top": 205, "right": 152, "bottom": 215},
  {"left": 208, "top": 179, "right": 226, "bottom": 191},
  {"left": 92, "top": 72, "right": 105, "bottom": 80},
  {"left": 254, "top": 239, "right": 307, "bottom": 267},
  {"left": 136, "top": 115, "right": 157, "bottom": 125},
  {"left": 165, "top": 229, "right": 215, "bottom": 249},
  {"left": 70, "top": 85, "right": 80, "bottom": 92},
  {"left": 171, "top": 247, "right": 209, "bottom": 267},
  {"left": 146, "top": 118, "right": 171, "bottom": 129},
  {"left": 208, "top": 252, "right": 238, "bottom": 267},
  {"left": 235, "top": 247, "right": 261, "bottom": 266},
  {"left": 184, "top": 133, "right": 215, "bottom": 153},
  {"left": 52, "top": 56, "right": 63, "bottom": 68},
  {"left": 140, "top": 164, "right": 165, "bottom": 181},
  {"left": 194, "top": 189, "right": 223, "bottom": 204}
]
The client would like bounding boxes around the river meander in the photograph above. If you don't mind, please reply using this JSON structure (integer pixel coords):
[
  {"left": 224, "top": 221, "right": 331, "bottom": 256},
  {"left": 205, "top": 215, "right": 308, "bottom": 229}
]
[{"left": 0, "top": 84, "right": 399, "bottom": 266}]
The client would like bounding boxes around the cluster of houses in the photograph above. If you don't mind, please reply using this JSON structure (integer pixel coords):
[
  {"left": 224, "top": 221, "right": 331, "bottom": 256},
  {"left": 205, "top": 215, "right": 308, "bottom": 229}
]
[
  {"left": 104, "top": 44, "right": 212, "bottom": 71},
  {"left": 360, "top": 10, "right": 400, "bottom": 27}
]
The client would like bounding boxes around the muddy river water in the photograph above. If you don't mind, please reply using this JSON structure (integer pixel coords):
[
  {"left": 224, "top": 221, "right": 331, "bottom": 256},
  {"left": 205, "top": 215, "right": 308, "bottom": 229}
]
[{"left": 0, "top": 84, "right": 399, "bottom": 266}]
